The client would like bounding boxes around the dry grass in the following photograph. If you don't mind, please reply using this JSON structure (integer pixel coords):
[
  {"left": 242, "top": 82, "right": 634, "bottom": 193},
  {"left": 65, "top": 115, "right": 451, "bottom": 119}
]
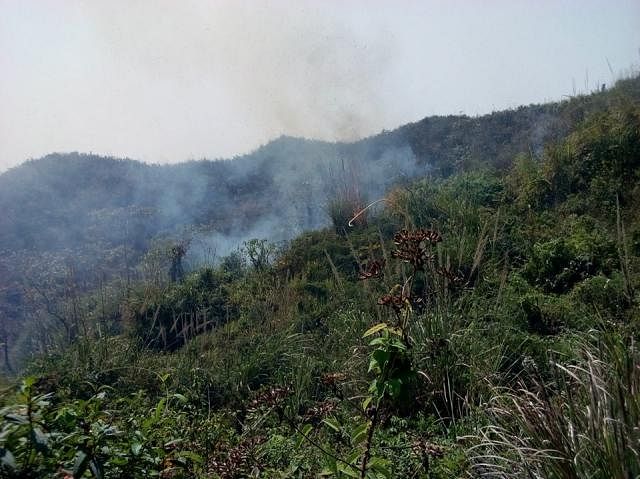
[{"left": 469, "top": 332, "right": 640, "bottom": 478}]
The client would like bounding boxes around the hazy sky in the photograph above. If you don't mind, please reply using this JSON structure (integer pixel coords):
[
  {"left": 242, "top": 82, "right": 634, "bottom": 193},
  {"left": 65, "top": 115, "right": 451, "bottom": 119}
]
[{"left": 1, "top": 0, "right": 639, "bottom": 171}]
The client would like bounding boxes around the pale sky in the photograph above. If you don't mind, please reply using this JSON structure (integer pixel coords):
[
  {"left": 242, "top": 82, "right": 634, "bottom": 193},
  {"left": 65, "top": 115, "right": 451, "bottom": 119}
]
[{"left": 1, "top": 0, "right": 639, "bottom": 171}]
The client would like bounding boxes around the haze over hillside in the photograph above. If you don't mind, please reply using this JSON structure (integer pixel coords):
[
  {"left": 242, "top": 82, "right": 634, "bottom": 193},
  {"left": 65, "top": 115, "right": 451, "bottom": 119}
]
[
  {"left": 2, "top": 1, "right": 639, "bottom": 170},
  {"left": 2, "top": 76, "right": 639, "bottom": 267},
  {"left": 1, "top": 67, "right": 640, "bottom": 477}
]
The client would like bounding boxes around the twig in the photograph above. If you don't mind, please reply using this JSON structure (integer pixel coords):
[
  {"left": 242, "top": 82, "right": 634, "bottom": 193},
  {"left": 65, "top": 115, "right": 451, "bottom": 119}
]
[
  {"left": 349, "top": 198, "right": 387, "bottom": 227},
  {"left": 360, "top": 406, "right": 380, "bottom": 478}
]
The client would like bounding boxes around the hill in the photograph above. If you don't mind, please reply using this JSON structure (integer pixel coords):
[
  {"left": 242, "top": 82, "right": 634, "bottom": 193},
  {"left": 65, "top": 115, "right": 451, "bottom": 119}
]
[
  {"left": 0, "top": 79, "right": 639, "bottom": 476},
  {"left": 2, "top": 76, "right": 639, "bottom": 259},
  {"left": 1, "top": 76, "right": 639, "bottom": 371}
]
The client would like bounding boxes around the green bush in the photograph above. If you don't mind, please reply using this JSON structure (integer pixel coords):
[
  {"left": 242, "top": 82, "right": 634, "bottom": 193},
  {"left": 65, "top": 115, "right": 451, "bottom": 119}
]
[
  {"left": 0, "top": 377, "right": 202, "bottom": 478},
  {"left": 125, "top": 267, "right": 235, "bottom": 350}
]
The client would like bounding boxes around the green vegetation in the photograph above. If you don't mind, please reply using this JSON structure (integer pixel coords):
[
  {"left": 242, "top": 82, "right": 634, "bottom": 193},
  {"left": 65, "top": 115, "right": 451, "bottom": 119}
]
[{"left": 1, "top": 77, "right": 640, "bottom": 477}]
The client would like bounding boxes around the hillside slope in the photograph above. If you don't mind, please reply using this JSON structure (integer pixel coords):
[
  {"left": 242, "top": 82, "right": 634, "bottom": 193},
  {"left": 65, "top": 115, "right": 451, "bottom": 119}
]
[
  {"left": 2, "top": 76, "right": 638, "bottom": 260},
  {"left": 0, "top": 85, "right": 639, "bottom": 477}
]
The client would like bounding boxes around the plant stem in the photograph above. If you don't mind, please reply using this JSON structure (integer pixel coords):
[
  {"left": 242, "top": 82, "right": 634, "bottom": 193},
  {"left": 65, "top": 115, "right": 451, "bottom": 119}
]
[{"left": 360, "top": 402, "right": 380, "bottom": 479}]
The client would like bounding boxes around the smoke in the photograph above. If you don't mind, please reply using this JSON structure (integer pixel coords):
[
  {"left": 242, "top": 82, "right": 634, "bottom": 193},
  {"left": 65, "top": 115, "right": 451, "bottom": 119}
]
[
  {"left": 81, "top": 0, "right": 396, "bottom": 151},
  {"left": 178, "top": 139, "right": 430, "bottom": 269},
  {"left": 3, "top": 0, "right": 640, "bottom": 171}
]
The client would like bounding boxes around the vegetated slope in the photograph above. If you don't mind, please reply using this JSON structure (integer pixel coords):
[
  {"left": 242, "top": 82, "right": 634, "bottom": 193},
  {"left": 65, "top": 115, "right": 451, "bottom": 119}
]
[
  {"left": 0, "top": 76, "right": 638, "bottom": 376},
  {"left": 1, "top": 76, "right": 638, "bottom": 258},
  {"left": 1, "top": 91, "right": 639, "bottom": 478}
]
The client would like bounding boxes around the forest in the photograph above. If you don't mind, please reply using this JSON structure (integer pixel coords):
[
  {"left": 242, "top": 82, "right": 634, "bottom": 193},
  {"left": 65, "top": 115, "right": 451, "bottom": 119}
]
[{"left": 0, "top": 75, "right": 639, "bottom": 478}]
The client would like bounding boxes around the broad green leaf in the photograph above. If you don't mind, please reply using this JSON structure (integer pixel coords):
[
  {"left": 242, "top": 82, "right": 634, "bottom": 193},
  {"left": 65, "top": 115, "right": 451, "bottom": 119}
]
[
  {"left": 368, "top": 337, "right": 386, "bottom": 347},
  {"left": 22, "top": 376, "right": 37, "bottom": 389},
  {"left": 368, "top": 356, "right": 380, "bottom": 374},
  {"left": 322, "top": 417, "right": 341, "bottom": 432},
  {"left": 295, "top": 424, "right": 313, "bottom": 448},
  {"left": 369, "top": 379, "right": 385, "bottom": 396},
  {"left": 390, "top": 338, "right": 407, "bottom": 350},
  {"left": 351, "top": 422, "right": 370, "bottom": 446},
  {"left": 321, "top": 456, "right": 338, "bottom": 475},
  {"left": 369, "top": 456, "right": 392, "bottom": 478},
  {"left": 368, "top": 379, "right": 378, "bottom": 394},
  {"left": 337, "top": 462, "right": 360, "bottom": 477},
  {"left": 172, "top": 393, "right": 188, "bottom": 403},
  {"left": 346, "top": 448, "right": 362, "bottom": 464},
  {"left": 154, "top": 398, "right": 167, "bottom": 419},
  {"left": 372, "top": 349, "right": 390, "bottom": 370}
]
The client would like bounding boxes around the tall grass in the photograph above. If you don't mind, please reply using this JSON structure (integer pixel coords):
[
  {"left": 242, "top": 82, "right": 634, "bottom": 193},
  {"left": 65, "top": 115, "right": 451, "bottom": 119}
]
[{"left": 470, "top": 330, "right": 640, "bottom": 478}]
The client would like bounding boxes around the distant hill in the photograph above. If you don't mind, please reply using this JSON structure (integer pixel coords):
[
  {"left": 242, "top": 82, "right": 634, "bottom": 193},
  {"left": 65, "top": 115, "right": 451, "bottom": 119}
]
[{"left": 1, "top": 76, "right": 639, "bottom": 264}]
